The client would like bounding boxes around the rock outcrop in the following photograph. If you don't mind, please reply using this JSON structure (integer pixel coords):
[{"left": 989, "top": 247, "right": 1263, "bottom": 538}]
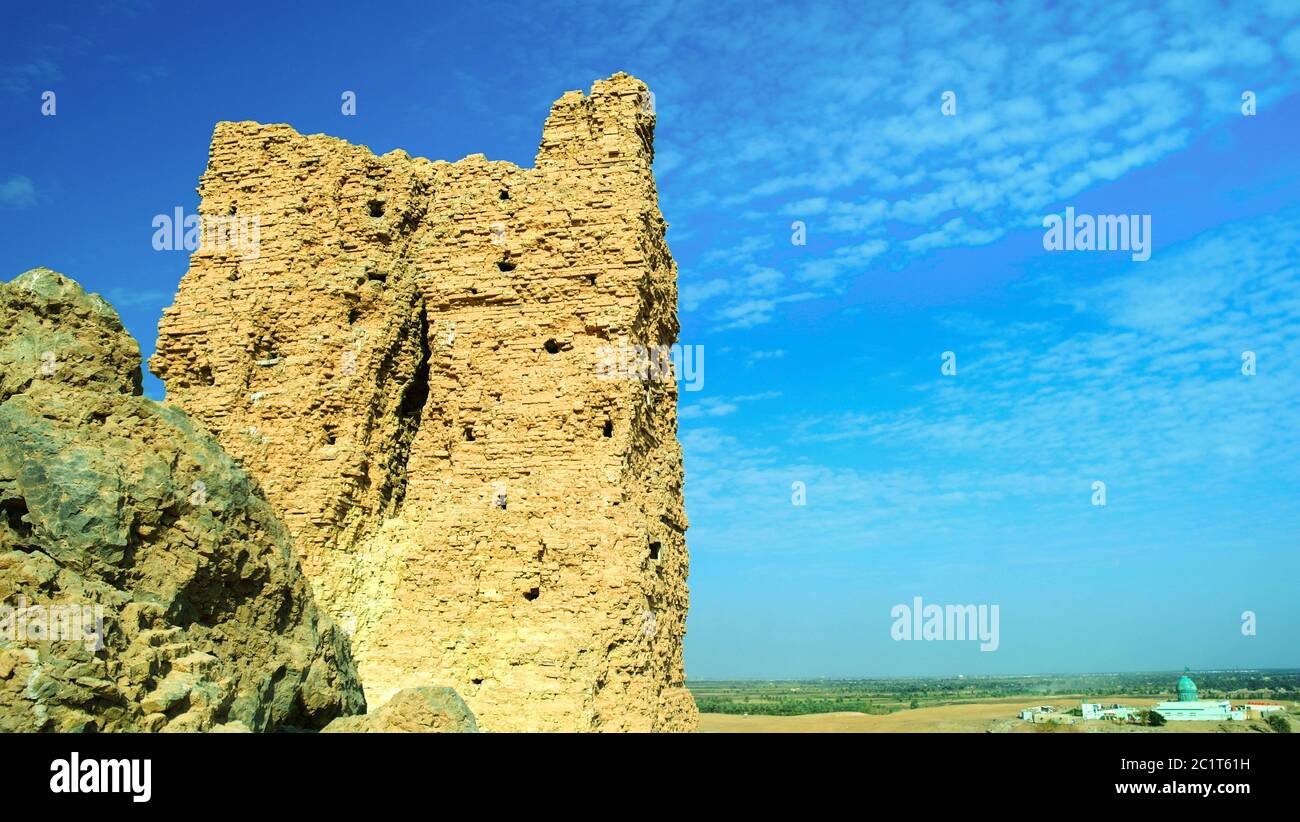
[
  {"left": 152, "top": 73, "right": 696, "bottom": 731},
  {"left": 322, "top": 686, "right": 478, "bottom": 733},
  {"left": 0, "top": 268, "right": 366, "bottom": 732}
]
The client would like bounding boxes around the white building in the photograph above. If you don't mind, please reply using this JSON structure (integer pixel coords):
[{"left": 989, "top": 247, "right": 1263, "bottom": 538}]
[
  {"left": 1240, "top": 702, "right": 1284, "bottom": 716},
  {"left": 1151, "top": 670, "right": 1244, "bottom": 721},
  {"left": 1082, "top": 703, "right": 1136, "bottom": 720}
]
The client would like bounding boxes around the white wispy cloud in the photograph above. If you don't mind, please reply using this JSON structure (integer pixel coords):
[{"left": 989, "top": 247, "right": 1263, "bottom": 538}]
[
  {"left": 106, "top": 287, "right": 171, "bottom": 308},
  {"left": 797, "top": 208, "right": 1300, "bottom": 479},
  {"left": 0, "top": 56, "right": 60, "bottom": 95},
  {"left": 0, "top": 175, "right": 36, "bottom": 209},
  {"left": 746, "top": 349, "right": 785, "bottom": 366},
  {"left": 681, "top": 391, "right": 781, "bottom": 420},
  {"left": 685, "top": 206, "right": 1300, "bottom": 554},
  {"left": 568, "top": 0, "right": 1300, "bottom": 324}
]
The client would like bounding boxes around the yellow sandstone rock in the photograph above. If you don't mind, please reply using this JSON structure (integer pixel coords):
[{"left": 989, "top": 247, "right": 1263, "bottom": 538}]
[{"left": 152, "top": 73, "right": 696, "bottom": 732}]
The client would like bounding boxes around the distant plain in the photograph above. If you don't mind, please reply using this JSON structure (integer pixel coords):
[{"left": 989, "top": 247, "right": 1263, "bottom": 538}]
[{"left": 689, "top": 672, "right": 1300, "bottom": 733}]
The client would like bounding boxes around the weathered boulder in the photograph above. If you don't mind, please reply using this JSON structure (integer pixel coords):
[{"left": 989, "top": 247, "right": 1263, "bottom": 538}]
[
  {"left": 0, "top": 268, "right": 366, "bottom": 732},
  {"left": 322, "top": 686, "right": 478, "bottom": 733}
]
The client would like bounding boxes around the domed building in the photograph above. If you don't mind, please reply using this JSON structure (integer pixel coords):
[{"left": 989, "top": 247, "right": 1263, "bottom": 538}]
[{"left": 1151, "top": 668, "right": 1242, "bottom": 721}]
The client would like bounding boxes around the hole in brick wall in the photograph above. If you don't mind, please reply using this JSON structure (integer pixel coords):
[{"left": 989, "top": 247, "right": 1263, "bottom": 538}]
[
  {"left": 497, "top": 260, "right": 516, "bottom": 273},
  {"left": 197, "top": 365, "right": 214, "bottom": 386},
  {"left": 471, "top": 678, "right": 484, "bottom": 685},
  {"left": 649, "top": 541, "right": 661, "bottom": 561},
  {"left": 228, "top": 204, "right": 238, "bottom": 216},
  {"left": 383, "top": 305, "right": 431, "bottom": 517},
  {"left": 398, "top": 316, "right": 430, "bottom": 420},
  {"left": 347, "top": 307, "right": 360, "bottom": 325},
  {"left": 2, "top": 497, "right": 31, "bottom": 539},
  {"left": 544, "top": 339, "right": 560, "bottom": 354},
  {"left": 523, "top": 587, "right": 540, "bottom": 601},
  {"left": 325, "top": 427, "right": 337, "bottom": 445},
  {"left": 368, "top": 200, "right": 385, "bottom": 218},
  {"left": 464, "top": 427, "right": 475, "bottom": 442},
  {"left": 468, "top": 287, "right": 478, "bottom": 295},
  {"left": 603, "top": 420, "right": 613, "bottom": 437},
  {"left": 366, "top": 271, "right": 387, "bottom": 284},
  {"left": 586, "top": 274, "right": 597, "bottom": 285},
  {"left": 253, "top": 338, "right": 279, "bottom": 361},
  {"left": 499, "top": 189, "right": 509, "bottom": 200}
]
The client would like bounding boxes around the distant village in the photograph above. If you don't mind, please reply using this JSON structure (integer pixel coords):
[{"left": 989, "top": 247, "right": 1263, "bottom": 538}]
[{"left": 1018, "top": 669, "right": 1288, "bottom": 726}]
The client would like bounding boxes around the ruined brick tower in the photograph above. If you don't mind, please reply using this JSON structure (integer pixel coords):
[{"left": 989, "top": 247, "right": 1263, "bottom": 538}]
[{"left": 151, "top": 73, "right": 696, "bottom": 731}]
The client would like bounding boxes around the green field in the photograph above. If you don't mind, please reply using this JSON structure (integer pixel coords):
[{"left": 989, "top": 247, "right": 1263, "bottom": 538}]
[{"left": 689, "top": 670, "right": 1300, "bottom": 717}]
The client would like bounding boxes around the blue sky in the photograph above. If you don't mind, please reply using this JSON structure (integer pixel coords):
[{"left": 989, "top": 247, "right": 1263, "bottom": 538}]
[{"left": 2, "top": 0, "right": 1298, "bottom": 679}]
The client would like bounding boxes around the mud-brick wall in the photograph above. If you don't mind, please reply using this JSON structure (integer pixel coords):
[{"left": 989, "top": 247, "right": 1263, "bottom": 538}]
[{"left": 152, "top": 73, "right": 696, "bottom": 732}]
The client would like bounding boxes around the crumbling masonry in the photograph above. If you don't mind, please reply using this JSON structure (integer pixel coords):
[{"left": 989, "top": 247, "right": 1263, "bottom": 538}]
[{"left": 151, "top": 74, "right": 696, "bottom": 731}]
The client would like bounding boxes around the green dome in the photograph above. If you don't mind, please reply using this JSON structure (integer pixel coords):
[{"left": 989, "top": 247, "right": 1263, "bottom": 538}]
[{"left": 1177, "top": 671, "right": 1198, "bottom": 702}]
